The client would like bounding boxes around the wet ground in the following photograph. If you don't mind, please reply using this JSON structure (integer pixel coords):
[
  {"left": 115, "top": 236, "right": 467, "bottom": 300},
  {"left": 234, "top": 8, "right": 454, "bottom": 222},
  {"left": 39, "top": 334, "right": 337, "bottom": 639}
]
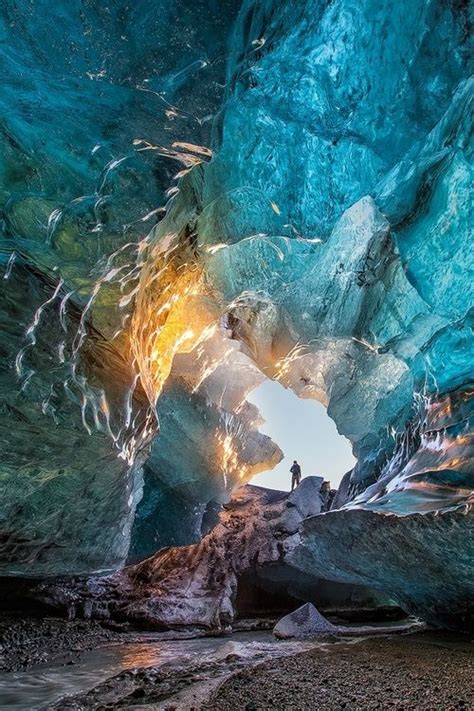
[
  {"left": 0, "top": 618, "right": 471, "bottom": 710},
  {"left": 0, "top": 616, "right": 116, "bottom": 673},
  {"left": 0, "top": 631, "right": 337, "bottom": 710}
]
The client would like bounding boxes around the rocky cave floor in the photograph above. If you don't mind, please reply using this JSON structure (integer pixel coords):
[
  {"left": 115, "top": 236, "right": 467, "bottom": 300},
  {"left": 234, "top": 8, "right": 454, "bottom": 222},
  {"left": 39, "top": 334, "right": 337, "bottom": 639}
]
[
  {"left": 209, "top": 635, "right": 474, "bottom": 711},
  {"left": 0, "top": 614, "right": 224, "bottom": 673},
  {"left": 0, "top": 615, "right": 472, "bottom": 710},
  {"left": 0, "top": 615, "right": 114, "bottom": 673}
]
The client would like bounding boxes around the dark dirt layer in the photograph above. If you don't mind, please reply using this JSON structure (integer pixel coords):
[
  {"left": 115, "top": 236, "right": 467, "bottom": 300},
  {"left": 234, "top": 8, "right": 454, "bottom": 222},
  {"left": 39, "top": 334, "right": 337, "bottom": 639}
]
[
  {"left": 208, "top": 635, "right": 474, "bottom": 711},
  {"left": 0, "top": 615, "right": 118, "bottom": 672},
  {"left": 50, "top": 662, "right": 225, "bottom": 709}
]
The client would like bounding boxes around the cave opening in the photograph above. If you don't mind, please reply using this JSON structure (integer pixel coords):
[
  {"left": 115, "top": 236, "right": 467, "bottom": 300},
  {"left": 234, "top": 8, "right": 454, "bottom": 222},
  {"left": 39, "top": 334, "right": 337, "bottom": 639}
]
[
  {"left": 247, "top": 379, "right": 356, "bottom": 491},
  {"left": 234, "top": 569, "right": 301, "bottom": 619}
]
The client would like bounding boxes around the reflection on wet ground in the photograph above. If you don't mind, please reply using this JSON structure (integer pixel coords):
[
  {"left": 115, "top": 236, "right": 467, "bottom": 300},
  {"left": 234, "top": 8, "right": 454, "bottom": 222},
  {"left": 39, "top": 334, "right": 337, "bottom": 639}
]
[
  {"left": 0, "top": 631, "right": 342, "bottom": 710},
  {"left": 3, "top": 629, "right": 469, "bottom": 710}
]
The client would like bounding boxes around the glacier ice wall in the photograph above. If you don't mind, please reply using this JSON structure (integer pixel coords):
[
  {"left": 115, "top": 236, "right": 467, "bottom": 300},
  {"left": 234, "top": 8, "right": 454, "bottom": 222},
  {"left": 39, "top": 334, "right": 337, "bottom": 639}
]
[
  {"left": 0, "top": 0, "right": 246, "bottom": 574},
  {"left": 0, "top": 0, "right": 472, "bottom": 583},
  {"left": 191, "top": 0, "right": 473, "bottom": 496},
  {"left": 0, "top": 252, "right": 153, "bottom": 575}
]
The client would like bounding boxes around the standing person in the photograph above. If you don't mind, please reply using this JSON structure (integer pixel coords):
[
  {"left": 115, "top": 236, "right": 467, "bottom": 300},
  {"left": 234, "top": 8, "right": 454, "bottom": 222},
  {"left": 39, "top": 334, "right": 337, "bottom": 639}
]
[{"left": 290, "top": 460, "right": 302, "bottom": 491}]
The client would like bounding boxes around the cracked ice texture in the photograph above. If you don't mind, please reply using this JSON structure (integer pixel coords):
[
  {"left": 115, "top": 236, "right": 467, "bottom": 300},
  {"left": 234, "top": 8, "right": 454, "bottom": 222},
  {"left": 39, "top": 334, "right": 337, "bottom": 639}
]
[
  {"left": 194, "top": 0, "right": 473, "bottom": 497},
  {"left": 0, "top": 0, "right": 247, "bottom": 575}
]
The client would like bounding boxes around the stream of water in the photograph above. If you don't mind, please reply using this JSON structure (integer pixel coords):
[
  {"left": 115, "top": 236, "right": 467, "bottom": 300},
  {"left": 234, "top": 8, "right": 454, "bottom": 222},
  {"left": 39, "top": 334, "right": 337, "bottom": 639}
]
[{"left": 0, "top": 631, "right": 350, "bottom": 710}]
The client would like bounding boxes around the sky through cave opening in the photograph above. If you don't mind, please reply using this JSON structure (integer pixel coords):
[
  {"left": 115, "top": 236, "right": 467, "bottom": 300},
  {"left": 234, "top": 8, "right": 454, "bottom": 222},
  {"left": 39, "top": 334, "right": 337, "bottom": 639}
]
[{"left": 247, "top": 380, "right": 356, "bottom": 491}]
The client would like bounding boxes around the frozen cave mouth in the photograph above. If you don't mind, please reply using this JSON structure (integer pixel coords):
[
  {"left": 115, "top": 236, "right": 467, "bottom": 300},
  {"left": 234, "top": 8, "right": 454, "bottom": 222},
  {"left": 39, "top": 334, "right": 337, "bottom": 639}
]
[
  {"left": 247, "top": 379, "right": 356, "bottom": 491},
  {"left": 128, "top": 368, "right": 356, "bottom": 562},
  {"left": 126, "top": 282, "right": 365, "bottom": 565}
]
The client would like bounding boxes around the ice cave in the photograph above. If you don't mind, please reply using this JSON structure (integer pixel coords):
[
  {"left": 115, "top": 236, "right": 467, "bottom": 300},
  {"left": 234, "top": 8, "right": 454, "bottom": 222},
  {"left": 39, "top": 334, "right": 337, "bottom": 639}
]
[{"left": 0, "top": 0, "right": 472, "bottom": 707}]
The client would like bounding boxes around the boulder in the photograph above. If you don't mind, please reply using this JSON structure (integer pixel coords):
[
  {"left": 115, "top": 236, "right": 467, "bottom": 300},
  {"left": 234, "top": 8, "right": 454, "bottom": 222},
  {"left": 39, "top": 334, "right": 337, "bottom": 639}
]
[
  {"left": 287, "top": 476, "right": 326, "bottom": 517},
  {"left": 273, "top": 603, "right": 338, "bottom": 639}
]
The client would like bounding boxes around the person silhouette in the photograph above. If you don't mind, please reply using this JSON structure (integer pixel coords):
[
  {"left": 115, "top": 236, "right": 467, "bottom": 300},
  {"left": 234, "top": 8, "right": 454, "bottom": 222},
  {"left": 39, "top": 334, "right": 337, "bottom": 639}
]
[{"left": 290, "top": 460, "right": 302, "bottom": 491}]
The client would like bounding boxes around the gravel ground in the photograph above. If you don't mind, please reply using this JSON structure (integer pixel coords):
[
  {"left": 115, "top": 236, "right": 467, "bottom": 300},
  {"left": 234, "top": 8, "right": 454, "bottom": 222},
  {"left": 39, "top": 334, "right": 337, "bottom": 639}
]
[
  {"left": 1, "top": 619, "right": 471, "bottom": 710},
  {"left": 0, "top": 615, "right": 117, "bottom": 672},
  {"left": 208, "top": 634, "right": 474, "bottom": 711}
]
